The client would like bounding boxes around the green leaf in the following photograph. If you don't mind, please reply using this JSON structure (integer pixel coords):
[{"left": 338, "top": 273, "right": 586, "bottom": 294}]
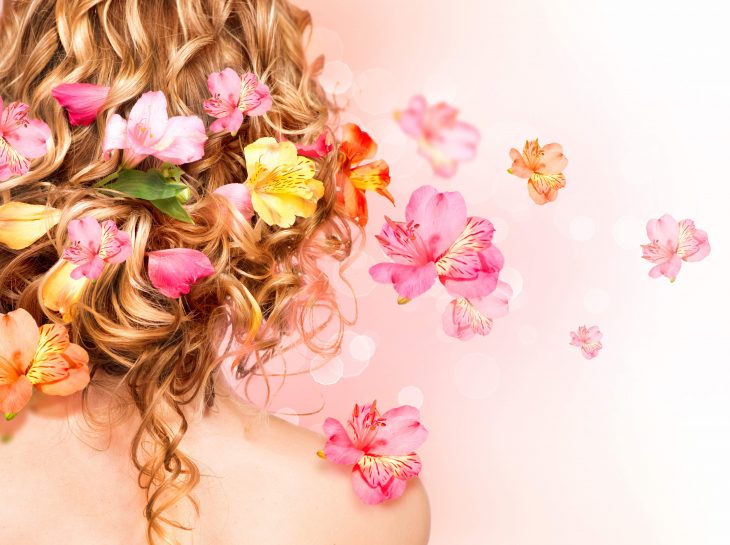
[
  {"left": 104, "top": 169, "right": 188, "bottom": 200},
  {"left": 149, "top": 197, "right": 195, "bottom": 224}
]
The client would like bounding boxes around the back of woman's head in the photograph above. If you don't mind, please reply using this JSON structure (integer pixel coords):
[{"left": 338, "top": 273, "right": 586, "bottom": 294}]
[{"left": 0, "top": 0, "right": 354, "bottom": 542}]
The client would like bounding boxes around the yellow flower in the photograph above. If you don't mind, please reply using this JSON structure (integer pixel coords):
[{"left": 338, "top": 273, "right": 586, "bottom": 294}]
[
  {"left": 0, "top": 202, "right": 61, "bottom": 250},
  {"left": 243, "top": 137, "right": 324, "bottom": 228},
  {"left": 40, "top": 259, "right": 90, "bottom": 323}
]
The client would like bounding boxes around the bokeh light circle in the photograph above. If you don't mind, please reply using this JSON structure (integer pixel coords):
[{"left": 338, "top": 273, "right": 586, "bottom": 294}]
[
  {"left": 274, "top": 407, "right": 300, "bottom": 426},
  {"left": 397, "top": 386, "right": 424, "bottom": 409},
  {"left": 319, "top": 61, "right": 353, "bottom": 95},
  {"left": 309, "top": 355, "right": 344, "bottom": 385},
  {"left": 499, "top": 266, "right": 524, "bottom": 298}
]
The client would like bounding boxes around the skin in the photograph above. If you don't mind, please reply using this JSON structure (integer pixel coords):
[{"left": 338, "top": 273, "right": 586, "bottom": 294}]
[{"left": 0, "top": 374, "right": 430, "bottom": 545}]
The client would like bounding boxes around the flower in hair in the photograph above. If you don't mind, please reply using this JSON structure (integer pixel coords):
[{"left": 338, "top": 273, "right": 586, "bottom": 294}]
[
  {"left": 102, "top": 91, "right": 207, "bottom": 167},
  {"left": 146, "top": 248, "right": 216, "bottom": 298},
  {"left": 277, "top": 131, "right": 333, "bottom": 159},
  {"left": 0, "top": 201, "right": 61, "bottom": 249},
  {"left": 0, "top": 308, "right": 90, "bottom": 420},
  {"left": 243, "top": 137, "right": 324, "bottom": 228},
  {"left": 41, "top": 259, "right": 90, "bottom": 324},
  {"left": 395, "top": 95, "right": 480, "bottom": 177},
  {"left": 570, "top": 325, "right": 603, "bottom": 359},
  {"left": 336, "top": 123, "right": 393, "bottom": 227},
  {"left": 203, "top": 68, "right": 272, "bottom": 135},
  {"left": 62, "top": 216, "right": 132, "bottom": 280},
  {"left": 443, "top": 280, "right": 512, "bottom": 340},
  {"left": 640, "top": 214, "right": 710, "bottom": 281},
  {"left": 0, "top": 98, "right": 51, "bottom": 181},
  {"left": 318, "top": 401, "right": 428, "bottom": 505},
  {"left": 508, "top": 139, "right": 568, "bottom": 205},
  {"left": 213, "top": 183, "right": 254, "bottom": 222},
  {"left": 51, "top": 83, "right": 110, "bottom": 126},
  {"left": 369, "top": 185, "right": 504, "bottom": 303}
]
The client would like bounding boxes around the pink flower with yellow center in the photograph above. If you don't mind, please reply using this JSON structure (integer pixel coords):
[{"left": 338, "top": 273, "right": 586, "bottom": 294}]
[
  {"left": 570, "top": 325, "right": 603, "bottom": 359},
  {"left": 508, "top": 139, "right": 568, "bottom": 204},
  {"left": 319, "top": 401, "right": 428, "bottom": 505},
  {"left": 640, "top": 214, "right": 710, "bottom": 281},
  {"left": 62, "top": 216, "right": 133, "bottom": 280},
  {"left": 0, "top": 308, "right": 90, "bottom": 419},
  {"left": 203, "top": 68, "right": 272, "bottom": 135},
  {"left": 0, "top": 98, "right": 51, "bottom": 181},
  {"left": 443, "top": 280, "right": 513, "bottom": 340}
]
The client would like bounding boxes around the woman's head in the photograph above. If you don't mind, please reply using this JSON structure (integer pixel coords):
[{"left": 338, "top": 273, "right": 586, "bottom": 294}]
[{"left": 0, "top": 0, "right": 355, "bottom": 542}]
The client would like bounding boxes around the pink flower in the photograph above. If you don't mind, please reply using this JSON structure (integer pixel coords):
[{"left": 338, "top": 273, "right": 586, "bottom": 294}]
[
  {"left": 369, "top": 185, "right": 504, "bottom": 301},
  {"left": 641, "top": 214, "right": 711, "bottom": 281},
  {"left": 147, "top": 248, "right": 215, "bottom": 298},
  {"left": 0, "top": 98, "right": 51, "bottom": 181},
  {"left": 51, "top": 83, "right": 110, "bottom": 126},
  {"left": 443, "top": 280, "right": 512, "bottom": 340},
  {"left": 395, "top": 95, "right": 480, "bottom": 177},
  {"left": 320, "top": 401, "right": 428, "bottom": 505},
  {"left": 62, "top": 216, "right": 132, "bottom": 280},
  {"left": 294, "top": 132, "right": 333, "bottom": 159},
  {"left": 102, "top": 91, "right": 207, "bottom": 167},
  {"left": 570, "top": 325, "right": 603, "bottom": 359},
  {"left": 213, "top": 183, "right": 254, "bottom": 222},
  {"left": 203, "top": 68, "right": 272, "bottom": 135}
]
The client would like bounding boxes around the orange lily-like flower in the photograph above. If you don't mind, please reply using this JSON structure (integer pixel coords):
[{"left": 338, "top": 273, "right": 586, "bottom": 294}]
[
  {"left": 336, "top": 124, "right": 394, "bottom": 227},
  {"left": 40, "top": 259, "right": 90, "bottom": 323},
  {"left": 0, "top": 308, "right": 90, "bottom": 419},
  {"left": 507, "top": 139, "right": 568, "bottom": 205},
  {"left": 0, "top": 201, "right": 61, "bottom": 250}
]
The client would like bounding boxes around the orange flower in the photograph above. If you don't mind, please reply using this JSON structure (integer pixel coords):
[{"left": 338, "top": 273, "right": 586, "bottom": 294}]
[
  {"left": 0, "top": 308, "right": 89, "bottom": 419},
  {"left": 336, "top": 123, "right": 394, "bottom": 226},
  {"left": 507, "top": 139, "right": 568, "bottom": 205}
]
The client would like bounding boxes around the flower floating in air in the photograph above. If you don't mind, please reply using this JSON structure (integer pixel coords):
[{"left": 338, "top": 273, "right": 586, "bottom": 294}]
[
  {"left": 203, "top": 68, "right": 272, "bottom": 135},
  {"left": 62, "top": 216, "right": 132, "bottom": 280},
  {"left": 52, "top": 83, "right": 110, "bottom": 126},
  {"left": 0, "top": 308, "right": 90, "bottom": 419},
  {"left": 319, "top": 401, "right": 428, "bottom": 505},
  {"left": 40, "top": 259, "right": 90, "bottom": 323},
  {"left": 395, "top": 95, "right": 480, "bottom": 177},
  {"left": 0, "top": 201, "right": 61, "bottom": 249},
  {"left": 569, "top": 325, "right": 603, "bottom": 359},
  {"left": 102, "top": 90, "right": 207, "bottom": 167},
  {"left": 443, "top": 281, "right": 512, "bottom": 340},
  {"left": 641, "top": 214, "right": 710, "bottom": 281},
  {"left": 0, "top": 98, "right": 51, "bottom": 181},
  {"left": 336, "top": 123, "right": 393, "bottom": 227},
  {"left": 508, "top": 139, "right": 568, "bottom": 204},
  {"left": 146, "top": 248, "right": 216, "bottom": 298},
  {"left": 369, "top": 185, "right": 504, "bottom": 302}
]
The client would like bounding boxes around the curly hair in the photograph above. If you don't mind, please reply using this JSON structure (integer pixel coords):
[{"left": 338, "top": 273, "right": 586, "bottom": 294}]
[{"left": 0, "top": 1, "right": 358, "bottom": 543}]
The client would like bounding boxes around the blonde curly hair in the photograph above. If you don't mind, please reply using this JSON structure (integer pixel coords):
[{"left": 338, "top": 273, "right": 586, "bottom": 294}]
[{"left": 0, "top": 1, "right": 357, "bottom": 543}]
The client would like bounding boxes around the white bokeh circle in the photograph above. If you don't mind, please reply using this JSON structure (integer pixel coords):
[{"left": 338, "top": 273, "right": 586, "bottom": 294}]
[
  {"left": 319, "top": 61, "right": 353, "bottom": 95},
  {"left": 397, "top": 386, "right": 424, "bottom": 409},
  {"left": 274, "top": 407, "right": 300, "bottom": 426},
  {"left": 499, "top": 266, "right": 524, "bottom": 298},
  {"left": 309, "top": 355, "right": 344, "bottom": 385},
  {"left": 306, "top": 27, "right": 345, "bottom": 63},
  {"left": 490, "top": 216, "right": 510, "bottom": 244},
  {"left": 454, "top": 352, "right": 501, "bottom": 399}
]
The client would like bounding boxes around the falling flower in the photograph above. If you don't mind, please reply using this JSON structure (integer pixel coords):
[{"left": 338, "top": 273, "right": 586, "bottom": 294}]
[
  {"left": 569, "top": 325, "right": 603, "bottom": 359},
  {"left": 319, "top": 401, "right": 428, "bottom": 505},
  {"left": 443, "top": 280, "right": 512, "bottom": 340},
  {"left": 62, "top": 216, "right": 132, "bottom": 280},
  {"left": 147, "top": 248, "right": 215, "bottom": 298},
  {"left": 242, "top": 137, "right": 324, "bottom": 228},
  {"left": 0, "top": 201, "right": 61, "bottom": 249},
  {"left": 203, "top": 68, "right": 272, "bottom": 135},
  {"left": 641, "top": 214, "right": 710, "bottom": 281},
  {"left": 0, "top": 98, "right": 51, "bottom": 181},
  {"left": 508, "top": 139, "right": 568, "bottom": 204},
  {"left": 51, "top": 83, "right": 110, "bottom": 126},
  {"left": 102, "top": 91, "right": 207, "bottom": 167},
  {"left": 40, "top": 259, "right": 90, "bottom": 324},
  {"left": 369, "top": 185, "right": 504, "bottom": 301},
  {"left": 395, "top": 95, "right": 480, "bottom": 177},
  {"left": 336, "top": 123, "right": 393, "bottom": 227},
  {"left": 0, "top": 308, "right": 90, "bottom": 418}
]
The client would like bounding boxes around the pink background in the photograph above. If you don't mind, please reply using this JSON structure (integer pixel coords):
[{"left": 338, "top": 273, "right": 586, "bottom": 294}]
[{"left": 261, "top": 1, "right": 730, "bottom": 544}]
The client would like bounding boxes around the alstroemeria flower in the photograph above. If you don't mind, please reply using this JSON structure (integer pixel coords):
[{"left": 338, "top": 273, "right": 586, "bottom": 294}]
[
  {"left": 336, "top": 123, "right": 393, "bottom": 227},
  {"left": 102, "top": 91, "right": 207, "bottom": 167},
  {"left": 395, "top": 95, "right": 480, "bottom": 177},
  {"left": 0, "top": 98, "right": 51, "bottom": 181},
  {"left": 508, "top": 139, "right": 568, "bottom": 205},
  {"left": 369, "top": 185, "right": 504, "bottom": 301},
  {"left": 320, "top": 401, "right": 428, "bottom": 505},
  {"left": 40, "top": 259, "right": 90, "bottom": 324},
  {"left": 641, "top": 214, "right": 710, "bottom": 281},
  {"left": 203, "top": 68, "right": 272, "bottom": 135},
  {"left": 51, "top": 83, "right": 110, "bottom": 126},
  {"left": 62, "top": 216, "right": 132, "bottom": 280},
  {"left": 570, "top": 325, "right": 603, "bottom": 359},
  {"left": 0, "top": 201, "right": 61, "bottom": 250},
  {"left": 147, "top": 248, "right": 215, "bottom": 298},
  {"left": 242, "top": 137, "right": 324, "bottom": 228},
  {"left": 443, "top": 280, "right": 512, "bottom": 340},
  {"left": 0, "top": 308, "right": 90, "bottom": 418}
]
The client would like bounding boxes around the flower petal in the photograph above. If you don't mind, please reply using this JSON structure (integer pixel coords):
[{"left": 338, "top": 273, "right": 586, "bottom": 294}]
[
  {"left": 322, "top": 417, "right": 364, "bottom": 465},
  {"left": 101, "top": 114, "right": 129, "bottom": 160},
  {"left": 405, "top": 186, "right": 467, "bottom": 259},
  {"left": 51, "top": 83, "right": 110, "bottom": 126},
  {"left": 244, "top": 137, "right": 297, "bottom": 173},
  {"left": 539, "top": 143, "right": 568, "bottom": 173},
  {"left": 209, "top": 110, "right": 244, "bottom": 136},
  {"left": 151, "top": 115, "right": 208, "bottom": 165},
  {"left": 128, "top": 91, "right": 169, "bottom": 148},
  {"left": 369, "top": 405, "right": 428, "bottom": 456},
  {"left": 40, "top": 259, "right": 90, "bottom": 323},
  {"left": 440, "top": 244, "right": 504, "bottom": 299},
  {"left": 348, "top": 160, "right": 393, "bottom": 204},
  {"left": 204, "top": 68, "right": 241, "bottom": 117},
  {"left": 147, "top": 248, "right": 216, "bottom": 298},
  {"left": 340, "top": 123, "right": 377, "bottom": 164},
  {"left": 0, "top": 309, "right": 40, "bottom": 377},
  {"left": 295, "top": 132, "right": 333, "bottom": 159},
  {"left": 0, "top": 375, "right": 33, "bottom": 415},
  {"left": 214, "top": 183, "right": 254, "bottom": 221},
  {"left": 369, "top": 262, "right": 437, "bottom": 300},
  {"left": 0, "top": 202, "right": 61, "bottom": 250},
  {"left": 436, "top": 216, "right": 495, "bottom": 280},
  {"left": 507, "top": 148, "right": 532, "bottom": 178}
]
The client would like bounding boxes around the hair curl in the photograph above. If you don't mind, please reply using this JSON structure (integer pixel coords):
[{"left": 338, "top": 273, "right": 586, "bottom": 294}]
[{"left": 0, "top": 1, "right": 358, "bottom": 543}]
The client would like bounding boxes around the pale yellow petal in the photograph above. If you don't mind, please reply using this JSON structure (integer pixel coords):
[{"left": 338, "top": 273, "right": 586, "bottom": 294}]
[
  {"left": 40, "top": 259, "right": 90, "bottom": 323},
  {"left": 0, "top": 202, "right": 61, "bottom": 250},
  {"left": 243, "top": 137, "right": 297, "bottom": 173}
]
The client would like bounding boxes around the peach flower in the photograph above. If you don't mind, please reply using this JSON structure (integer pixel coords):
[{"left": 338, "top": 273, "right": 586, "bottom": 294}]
[{"left": 508, "top": 139, "right": 568, "bottom": 204}]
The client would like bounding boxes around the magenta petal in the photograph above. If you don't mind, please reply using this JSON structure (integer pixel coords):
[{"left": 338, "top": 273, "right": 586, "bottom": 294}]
[
  {"left": 70, "top": 255, "right": 104, "bottom": 280},
  {"left": 206, "top": 68, "right": 241, "bottom": 113},
  {"left": 369, "top": 405, "right": 428, "bottom": 456},
  {"left": 369, "top": 262, "right": 437, "bottom": 299},
  {"left": 128, "top": 91, "right": 169, "bottom": 148},
  {"left": 209, "top": 109, "right": 244, "bottom": 135},
  {"left": 3, "top": 118, "right": 51, "bottom": 160},
  {"left": 441, "top": 244, "right": 504, "bottom": 299},
  {"left": 397, "top": 95, "right": 427, "bottom": 138},
  {"left": 295, "top": 132, "right": 332, "bottom": 159},
  {"left": 67, "top": 216, "right": 102, "bottom": 250},
  {"left": 442, "top": 299, "right": 477, "bottom": 340},
  {"left": 246, "top": 82, "right": 273, "bottom": 116},
  {"left": 351, "top": 467, "right": 390, "bottom": 505},
  {"left": 405, "top": 186, "right": 467, "bottom": 258},
  {"left": 649, "top": 255, "right": 682, "bottom": 280},
  {"left": 101, "top": 114, "right": 129, "bottom": 160},
  {"left": 147, "top": 248, "right": 216, "bottom": 298},
  {"left": 214, "top": 183, "right": 254, "bottom": 221},
  {"left": 51, "top": 83, "right": 110, "bottom": 126},
  {"left": 433, "top": 122, "right": 480, "bottom": 162},
  {"left": 322, "top": 417, "right": 364, "bottom": 465}
]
